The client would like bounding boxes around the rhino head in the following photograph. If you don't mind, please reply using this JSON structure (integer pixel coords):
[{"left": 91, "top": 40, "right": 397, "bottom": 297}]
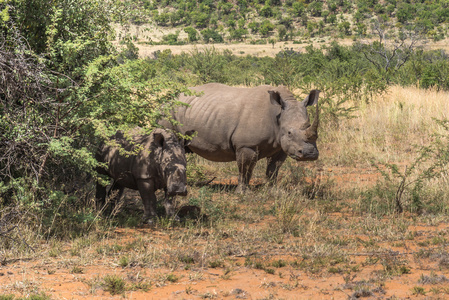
[
  {"left": 153, "top": 129, "right": 195, "bottom": 196},
  {"left": 269, "top": 88, "right": 320, "bottom": 161}
]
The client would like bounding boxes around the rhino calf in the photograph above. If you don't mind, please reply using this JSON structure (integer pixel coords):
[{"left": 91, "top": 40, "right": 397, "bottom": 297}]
[
  {"left": 162, "top": 83, "right": 320, "bottom": 192},
  {"left": 95, "top": 128, "right": 193, "bottom": 223}
]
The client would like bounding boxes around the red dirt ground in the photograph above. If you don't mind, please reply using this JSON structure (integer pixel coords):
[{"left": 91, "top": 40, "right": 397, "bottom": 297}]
[{"left": 1, "top": 166, "right": 448, "bottom": 299}]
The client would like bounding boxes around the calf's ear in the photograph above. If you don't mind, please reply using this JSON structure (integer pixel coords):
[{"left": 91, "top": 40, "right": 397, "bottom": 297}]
[
  {"left": 153, "top": 132, "right": 165, "bottom": 148},
  {"left": 184, "top": 130, "right": 196, "bottom": 147},
  {"left": 268, "top": 90, "right": 286, "bottom": 109},
  {"left": 302, "top": 90, "right": 320, "bottom": 107}
]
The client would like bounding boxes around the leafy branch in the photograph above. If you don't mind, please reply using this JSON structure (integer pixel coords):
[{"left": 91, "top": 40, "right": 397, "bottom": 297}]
[{"left": 371, "top": 119, "right": 449, "bottom": 214}]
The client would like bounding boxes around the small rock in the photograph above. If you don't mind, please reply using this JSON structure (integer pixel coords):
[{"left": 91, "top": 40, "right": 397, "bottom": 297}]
[
  {"left": 231, "top": 288, "right": 248, "bottom": 299},
  {"left": 231, "top": 288, "right": 245, "bottom": 295}
]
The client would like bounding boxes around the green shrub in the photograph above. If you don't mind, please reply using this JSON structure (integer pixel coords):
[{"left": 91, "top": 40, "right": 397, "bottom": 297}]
[
  {"left": 191, "top": 11, "right": 209, "bottom": 28},
  {"left": 102, "top": 275, "right": 126, "bottom": 295},
  {"left": 201, "top": 28, "right": 223, "bottom": 43},
  {"left": 260, "top": 20, "right": 275, "bottom": 36},
  {"left": 361, "top": 120, "right": 449, "bottom": 216},
  {"left": 184, "top": 26, "right": 198, "bottom": 42},
  {"left": 259, "top": 3, "right": 273, "bottom": 17},
  {"left": 162, "top": 32, "right": 183, "bottom": 45},
  {"left": 0, "top": 2, "right": 190, "bottom": 238}
]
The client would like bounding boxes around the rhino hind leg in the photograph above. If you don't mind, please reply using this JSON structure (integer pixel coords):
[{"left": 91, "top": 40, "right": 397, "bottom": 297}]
[
  {"left": 236, "top": 147, "right": 258, "bottom": 193},
  {"left": 266, "top": 151, "right": 287, "bottom": 182}
]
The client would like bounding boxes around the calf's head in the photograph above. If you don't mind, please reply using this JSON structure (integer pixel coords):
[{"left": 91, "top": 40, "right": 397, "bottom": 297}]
[
  {"left": 152, "top": 129, "right": 194, "bottom": 196},
  {"left": 269, "top": 88, "right": 320, "bottom": 161}
]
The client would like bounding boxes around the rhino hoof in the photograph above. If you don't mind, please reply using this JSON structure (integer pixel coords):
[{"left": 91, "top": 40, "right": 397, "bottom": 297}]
[{"left": 235, "top": 185, "right": 247, "bottom": 194}]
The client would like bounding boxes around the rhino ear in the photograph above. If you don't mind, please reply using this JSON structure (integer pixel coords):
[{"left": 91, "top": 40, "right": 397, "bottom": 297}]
[
  {"left": 153, "top": 132, "right": 165, "bottom": 148},
  {"left": 268, "top": 90, "right": 286, "bottom": 109},
  {"left": 183, "top": 130, "right": 196, "bottom": 147},
  {"left": 302, "top": 90, "right": 320, "bottom": 107}
]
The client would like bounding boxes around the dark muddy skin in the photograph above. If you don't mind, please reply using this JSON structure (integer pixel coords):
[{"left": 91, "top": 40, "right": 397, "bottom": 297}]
[{"left": 95, "top": 128, "right": 194, "bottom": 224}]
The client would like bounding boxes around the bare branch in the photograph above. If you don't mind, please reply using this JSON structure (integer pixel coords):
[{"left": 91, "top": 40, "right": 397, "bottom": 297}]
[
  {"left": 358, "top": 19, "right": 425, "bottom": 82},
  {"left": 0, "top": 28, "right": 60, "bottom": 180},
  {"left": 0, "top": 208, "right": 35, "bottom": 254}
]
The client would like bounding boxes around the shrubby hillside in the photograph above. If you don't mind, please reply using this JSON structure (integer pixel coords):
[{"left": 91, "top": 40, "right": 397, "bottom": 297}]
[{"left": 113, "top": 0, "right": 449, "bottom": 44}]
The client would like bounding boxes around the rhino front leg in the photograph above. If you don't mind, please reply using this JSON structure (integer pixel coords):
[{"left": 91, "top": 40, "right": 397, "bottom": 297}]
[
  {"left": 266, "top": 151, "right": 287, "bottom": 182},
  {"left": 136, "top": 179, "right": 157, "bottom": 224},
  {"left": 163, "top": 193, "right": 180, "bottom": 222},
  {"left": 236, "top": 147, "right": 258, "bottom": 193},
  {"left": 95, "top": 182, "right": 124, "bottom": 216},
  {"left": 95, "top": 182, "right": 107, "bottom": 211}
]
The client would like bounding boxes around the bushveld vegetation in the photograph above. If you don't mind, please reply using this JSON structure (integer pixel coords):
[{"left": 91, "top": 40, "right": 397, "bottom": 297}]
[
  {"left": 1, "top": 0, "right": 449, "bottom": 298},
  {"left": 114, "top": 0, "right": 449, "bottom": 43}
]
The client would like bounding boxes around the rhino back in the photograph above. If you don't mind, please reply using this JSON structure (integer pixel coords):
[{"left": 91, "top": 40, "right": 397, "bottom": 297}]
[
  {"left": 97, "top": 133, "right": 156, "bottom": 189},
  {"left": 175, "top": 83, "right": 281, "bottom": 161}
]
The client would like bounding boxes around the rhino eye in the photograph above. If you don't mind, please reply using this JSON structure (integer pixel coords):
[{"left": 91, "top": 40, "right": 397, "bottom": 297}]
[{"left": 288, "top": 131, "right": 292, "bottom": 135}]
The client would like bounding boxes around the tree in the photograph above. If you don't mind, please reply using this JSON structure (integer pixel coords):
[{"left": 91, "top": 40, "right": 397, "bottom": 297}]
[
  {"left": 1, "top": 0, "right": 116, "bottom": 186},
  {"left": 277, "top": 25, "right": 287, "bottom": 41},
  {"left": 321, "top": 10, "right": 330, "bottom": 22},
  {"left": 259, "top": 1, "right": 273, "bottom": 17},
  {"left": 355, "top": 22, "right": 367, "bottom": 36},
  {"left": 260, "top": 20, "right": 275, "bottom": 37},
  {"left": 328, "top": 14, "right": 337, "bottom": 24},
  {"left": 229, "top": 28, "right": 248, "bottom": 41},
  {"left": 307, "top": 1, "right": 323, "bottom": 17},
  {"left": 1, "top": 30, "right": 57, "bottom": 184},
  {"left": 307, "top": 21, "right": 316, "bottom": 36},
  {"left": 338, "top": 21, "right": 351, "bottom": 36},
  {"left": 396, "top": 3, "right": 415, "bottom": 24},
  {"left": 0, "top": 0, "right": 189, "bottom": 228},
  {"left": 191, "top": 11, "right": 209, "bottom": 28},
  {"left": 248, "top": 21, "right": 260, "bottom": 33},
  {"left": 291, "top": 1, "right": 305, "bottom": 17},
  {"left": 356, "top": 20, "right": 425, "bottom": 83},
  {"left": 153, "top": 11, "right": 170, "bottom": 26}
]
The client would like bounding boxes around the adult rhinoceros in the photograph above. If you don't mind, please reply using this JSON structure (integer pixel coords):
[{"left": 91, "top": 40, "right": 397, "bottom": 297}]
[
  {"left": 162, "top": 83, "right": 320, "bottom": 192},
  {"left": 95, "top": 128, "right": 194, "bottom": 223}
]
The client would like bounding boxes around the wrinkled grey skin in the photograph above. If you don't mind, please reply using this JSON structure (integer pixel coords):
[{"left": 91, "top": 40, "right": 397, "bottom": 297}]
[
  {"left": 161, "top": 83, "right": 320, "bottom": 192},
  {"left": 95, "top": 128, "right": 193, "bottom": 223}
]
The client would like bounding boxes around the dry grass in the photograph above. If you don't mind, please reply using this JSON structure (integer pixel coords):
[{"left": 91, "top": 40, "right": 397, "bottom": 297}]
[{"left": 321, "top": 85, "right": 449, "bottom": 167}]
